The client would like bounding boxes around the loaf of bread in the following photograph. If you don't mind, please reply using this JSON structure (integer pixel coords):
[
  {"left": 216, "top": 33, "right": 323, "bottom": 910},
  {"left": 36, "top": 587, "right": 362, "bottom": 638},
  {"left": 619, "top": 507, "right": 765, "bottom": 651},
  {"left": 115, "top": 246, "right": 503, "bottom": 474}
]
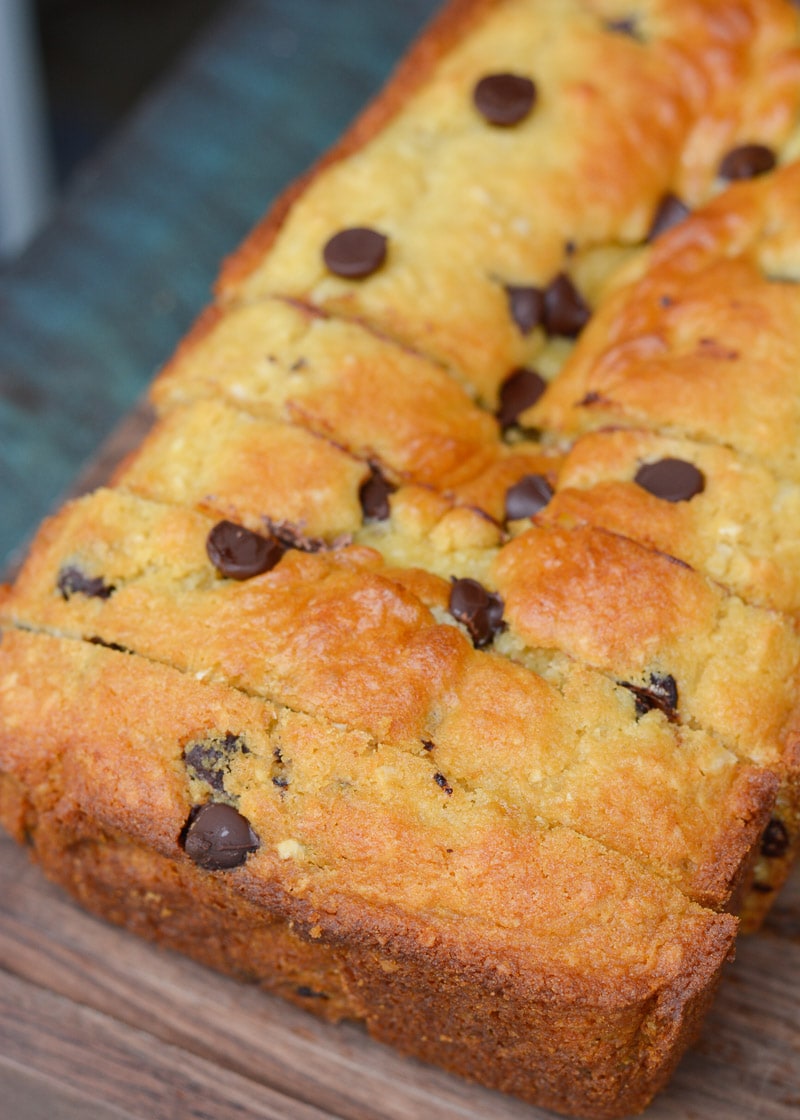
[{"left": 3, "top": 1, "right": 800, "bottom": 1116}]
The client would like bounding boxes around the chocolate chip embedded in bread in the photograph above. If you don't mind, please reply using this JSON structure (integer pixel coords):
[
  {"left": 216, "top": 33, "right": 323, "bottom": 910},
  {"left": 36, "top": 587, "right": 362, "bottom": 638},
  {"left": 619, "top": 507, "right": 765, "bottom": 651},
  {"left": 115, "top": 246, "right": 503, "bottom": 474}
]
[
  {"left": 647, "top": 193, "right": 691, "bottom": 241},
  {"left": 605, "top": 16, "right": 641, "bottom": 39},
  {"left": 634, "top": 458, "right": 705, "bottom": 502},
  {"left": 433, "top": 771, "right": 453, "bottom": 795},
  {"left": 718, "top": 143, "right": 776, "bottom": 181},
  {"left": 323, "top": 227, "right": 388, "bottom": 278},
  {"left": 184, "top": 732, "right": 249, "bottom": 795},
  {"left": 543, "top": 273, "right": 591, "bottom": 338},
  {"left": 57, "top": 566, "right": 115, "bottom": 601},
  {"left": 760, "top": 818, "right": 790, "bottom": 859},
  {"left": 473, "top": 73, "right": 536, "bottom": 126},
  {"left": 182, "top": 803, "right": 259, "bottom": 870},
  {"left": 496, "top": 367, "right": 547, "bottom": 428},
  {"left": 206, "top": 520, "right": 285, "bottom": 580},
  {"left": 622, "top": 673, "right": 679, "bottom": 720},
  {"left": 505, "top": 474, "right": 554, "bottom": 520},
  {"left": 505, "top": 284, "right": 545, "bottom": 335},
  {"left": 448, "top": 577, "right": 505, "bottom": 649},
  {"left": 359, "top": 465, "right": 396, "bottom": 521}
]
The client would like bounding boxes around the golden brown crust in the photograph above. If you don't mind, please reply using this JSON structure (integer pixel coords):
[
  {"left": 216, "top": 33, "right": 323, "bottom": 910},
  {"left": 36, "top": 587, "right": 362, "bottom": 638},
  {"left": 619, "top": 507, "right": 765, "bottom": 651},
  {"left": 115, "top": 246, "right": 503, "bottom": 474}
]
[
  {"left": 5, "top": 3, "right": 800, "bottom": 1116},
  {"left": 217, "top": 0, "right": 499, "bottom": 294}
]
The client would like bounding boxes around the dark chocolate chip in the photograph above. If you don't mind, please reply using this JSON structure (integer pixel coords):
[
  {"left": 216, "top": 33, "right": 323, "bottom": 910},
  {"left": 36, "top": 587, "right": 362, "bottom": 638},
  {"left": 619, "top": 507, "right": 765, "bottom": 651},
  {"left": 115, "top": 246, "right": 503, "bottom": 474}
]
[
  {"left": 647, "top": 193, "right": 691, "bottom": 241},
  {"left": 359, "top": 465, "right": 395, "bottom": 521},
  {"left": 433, "top": 772, "right": 453, "bottom": 795},
  {"left": 505, "top": 285, "right": 545, "bottom": 335},
  {"left": 184, "top": 733, "right": 248, "bottom": 795},
  {"left": 605, "top": 16, "right": 641, "bottom": 39},
  {"left": 718, "top": 143, "right": 776, "bottom": 181},
  {"left": 182, "top": 803, "right": 259, "bottom": 870},
  {"left": 421, "top": 739, "right": 436, "bottom": 752},
  {"left": 761, "top": 818, "right": 790, "bottom": 859},
  {"left": 504, "top": 473, "right": 554, "bottom": 520},
  {"left": 473, "top": 73, "right": 536, "bottom": 126},
  {"left": 206, "top": 520, "right": 284, "bottom": 580},
  {"left": 295, "top": 986, "right": 329, "bottom": 999},
  {"left": 622, "top": 672, "right": 679, "bottom": 720},
  {"left": 543, "top": 273, "right": 591, "bottom": 337},
  {"left": 57, "top": 566, "right": 115, "bottom": 601},
  {"left": 448, "top": 577, "right": 505, "bottom": 649},
  {"left": 323, "top": 227, "right": 387, "bottom": 278},
  {"left": 634, "top": 458, "right": 705, "bottom": 502},
  {"left": 496, "top": 367, "right": 547, "bottom": 428}
]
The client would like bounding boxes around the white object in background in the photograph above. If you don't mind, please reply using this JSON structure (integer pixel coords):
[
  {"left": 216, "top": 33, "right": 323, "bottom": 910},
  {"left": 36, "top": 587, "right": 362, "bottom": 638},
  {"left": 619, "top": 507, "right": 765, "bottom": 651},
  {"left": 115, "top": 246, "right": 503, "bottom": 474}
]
[{"left": 0, "top": 0, "right": 55, "bottom": 259}]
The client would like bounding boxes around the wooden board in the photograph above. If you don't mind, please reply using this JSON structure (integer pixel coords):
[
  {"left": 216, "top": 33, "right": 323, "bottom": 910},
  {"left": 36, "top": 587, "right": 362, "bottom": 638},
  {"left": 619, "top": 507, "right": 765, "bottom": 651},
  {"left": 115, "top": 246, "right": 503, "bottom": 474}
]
[{"left": 0, "top": 823, "right": 798, "bottom": 1120}]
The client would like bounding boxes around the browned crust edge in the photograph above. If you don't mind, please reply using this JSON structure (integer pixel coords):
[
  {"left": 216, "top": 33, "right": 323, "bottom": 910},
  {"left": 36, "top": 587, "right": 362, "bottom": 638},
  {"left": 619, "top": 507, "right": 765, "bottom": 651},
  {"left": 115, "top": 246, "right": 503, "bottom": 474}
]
[{"left": 215, "top": 0, "right": 500, "bottom": 298}]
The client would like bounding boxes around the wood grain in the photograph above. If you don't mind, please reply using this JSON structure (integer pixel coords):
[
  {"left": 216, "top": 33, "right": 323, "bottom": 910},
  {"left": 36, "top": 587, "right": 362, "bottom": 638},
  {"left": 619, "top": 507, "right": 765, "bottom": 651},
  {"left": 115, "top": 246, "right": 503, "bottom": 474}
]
[{"left": 1, "top": 824, "right": 798, "bottom": 1120}]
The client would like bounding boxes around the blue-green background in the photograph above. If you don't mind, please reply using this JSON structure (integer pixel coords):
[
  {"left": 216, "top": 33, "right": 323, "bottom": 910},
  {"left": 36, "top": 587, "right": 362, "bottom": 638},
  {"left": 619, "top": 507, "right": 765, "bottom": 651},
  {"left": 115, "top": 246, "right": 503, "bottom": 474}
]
[{"left": 0, "top": 0, "right": 438, "bottom": 570}]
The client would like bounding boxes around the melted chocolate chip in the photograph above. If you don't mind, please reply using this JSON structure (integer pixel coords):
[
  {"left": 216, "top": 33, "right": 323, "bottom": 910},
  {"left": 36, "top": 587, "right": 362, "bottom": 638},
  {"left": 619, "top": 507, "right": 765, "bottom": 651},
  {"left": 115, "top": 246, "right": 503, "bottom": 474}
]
[
  {"left": 449, "top": 577, "right": 505, "bottom": 649},
  {"left": 422, "top": 739, "right": 436, "bottom": 751},
  {"left": 504, "top": 474, "right": 554, "bottom": 520},
  {"left": 433, "top": 772, "right": 453, "bottom": 795},
  {"left": 184, "top": 733, "right": 249, "bottom": 795},
  {"left": 505, "top": 285, "right": 545, "bottom": 335},
  {"left": 359, "top": 465, "right": 395, "bottom": 521},
  {"left": 634, "top": 458, "right": 705, "bottom": 502},
  {"left": 323, "top": 227, "right": 387, "bottom": 278},
  {"left": 622, "top": 672, "right": 679, "bottom": 720},
  {"left": 761, "top": 818, "right": 790, "bottom": 859},
  {"left": 496, "top": 367, "right": 547, "bottom": 428},
  {"left": 206, "top": 520, "right": 284, "bottom": 580},
  {"left": 473, "top": 73, "right": 536, "bottom": 126},
  {"left": 647, "top": 193, "right": 690, "bottom": 241},
  {"left": 605, "top": 16, "right": 641, "bottom": 39},
  {"left": 57, "top": 566, "right": 115, "bottom": 601},
  {"left": 182, "top": 803, "right": 259, "bottom": 870},
  {"left": 543, "top": 273, "right": 591, "bottom": 338},
  {"left": 718, "top": 144, "right": 776, "bottom": 181}
]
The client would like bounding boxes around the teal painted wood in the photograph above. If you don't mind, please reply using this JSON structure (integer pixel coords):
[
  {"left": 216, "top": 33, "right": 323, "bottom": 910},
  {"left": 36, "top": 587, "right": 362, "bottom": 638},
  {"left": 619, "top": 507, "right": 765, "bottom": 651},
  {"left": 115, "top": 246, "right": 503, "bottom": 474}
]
[{"left": 0, "top": 0, "right": 438, "bottom": 569}]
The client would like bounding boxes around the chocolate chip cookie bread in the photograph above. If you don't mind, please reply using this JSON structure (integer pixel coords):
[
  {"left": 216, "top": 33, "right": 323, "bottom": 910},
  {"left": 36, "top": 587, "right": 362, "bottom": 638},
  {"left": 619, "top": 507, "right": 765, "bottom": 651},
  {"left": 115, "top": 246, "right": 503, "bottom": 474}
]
[{"left": 3, "top": 2, "right": 800, "bottom": 1117}]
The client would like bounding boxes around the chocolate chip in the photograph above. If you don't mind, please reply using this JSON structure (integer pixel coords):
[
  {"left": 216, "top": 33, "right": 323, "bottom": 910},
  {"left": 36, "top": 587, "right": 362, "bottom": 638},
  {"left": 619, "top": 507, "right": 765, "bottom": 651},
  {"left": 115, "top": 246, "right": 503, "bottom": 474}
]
[
  {"left": 422, "top": 739, "right": 436, "bottom": 752},
  {"left": 473, "top": 73, "right": 536, "bottom": 126},
  {"left": 504, "top": 473, "right": 554, "bottom": 520},
  {"left": 761, "top": 818, "right": 790, "bottom": 859},
  {"left": 323, "top": 227, "right": 387, "bottom": 278},
  {"left": 505, "top": 285, "right": 545, "bottom": 335},
  {"left": 448, "top": 577, "right": 505, "bottom": 649},
  {"left": 605, "top": 16, "right": 641, "bottom": 39},
  {"left": 647, "top": 193, "right": 690, "bottom": 241},
  {"left": 622, "top": 672, "right": 679, "bottom": 720},
  {"left": 206, "top": 520, "right": 284, "bottom": 580},
  {"left": 718, "top": 144, "right": 776, "bottom": 181},
  {"left": 634, "top": 458, "right": 705, "bottom": 502},
  {"left": 295, "top": 986, "right": 329, "bottom": 999},
  {"left": 184, "top": 733, "right": 248, "bottom": 795},
  {"left": 182, "top": 803, "right": 259, "bottom": 870},
  {"left": 496, "top": 367, "right": 547, "bottom": 428},
  {"left": 359, "top": 465, "right": 395, "bottom": 521},
  {"left": 433, "top": 772, "right": 453, "bottom": 795},
  {"left": 543, "top": 273, "right": 591, "bottom": 337},
  {"left": 57, "top": 566, "right": 115, "bottom": 601}
]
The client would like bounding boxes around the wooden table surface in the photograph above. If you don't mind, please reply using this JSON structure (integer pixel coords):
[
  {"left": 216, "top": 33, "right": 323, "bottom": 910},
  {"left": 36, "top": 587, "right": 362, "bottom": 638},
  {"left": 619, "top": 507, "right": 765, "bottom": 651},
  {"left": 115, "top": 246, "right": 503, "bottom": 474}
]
[{"left": 1, "top": 2, "right": 799, "bottom": 1117}]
